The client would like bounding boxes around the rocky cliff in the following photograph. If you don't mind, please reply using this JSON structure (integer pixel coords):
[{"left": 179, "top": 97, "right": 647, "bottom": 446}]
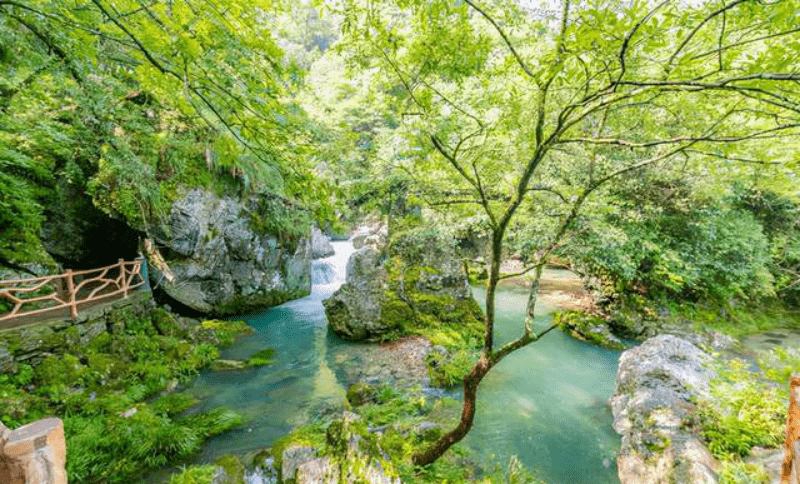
[{"left": 148, "top": 189, "right": 311, "bottom": 315}]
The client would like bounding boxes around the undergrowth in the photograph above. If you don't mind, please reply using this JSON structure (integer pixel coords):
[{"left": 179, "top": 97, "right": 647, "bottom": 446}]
[{"left": 0, "top": 307, "right": 252, "bottom": 483}]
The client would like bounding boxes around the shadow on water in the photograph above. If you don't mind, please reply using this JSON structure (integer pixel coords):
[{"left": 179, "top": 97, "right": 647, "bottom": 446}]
[
  {"left": 152, "top": 243, "right": 621, "bottom": 484},
  {"left": 465, "top": 286, "right": 621, "bottom": 484}
]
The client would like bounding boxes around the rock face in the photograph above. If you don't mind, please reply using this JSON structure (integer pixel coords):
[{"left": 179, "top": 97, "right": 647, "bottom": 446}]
[
  {"left": 323, "top": 227, "right": 481, "bottom": 341},
  {"left": 0, "top": 418, "right": 67, "bottom": 484},
  {"left": 311, "top": 226, "right": 335, "bottom": 259},
  {"left": 149, "top": 189, "right": 311, "bottom": 315},
  {"left": 611, "top": 335, "right": 720, "bottom": 484}
]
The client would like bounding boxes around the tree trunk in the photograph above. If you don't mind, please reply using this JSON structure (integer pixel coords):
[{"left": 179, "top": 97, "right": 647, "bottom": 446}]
[{"left": 412, "top": 356, "right": 492, "bottom": 466}]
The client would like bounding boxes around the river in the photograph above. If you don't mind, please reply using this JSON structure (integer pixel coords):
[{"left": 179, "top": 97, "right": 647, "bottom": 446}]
[{"left": 179, "top": 241, "right": 622, "bottom": 484}]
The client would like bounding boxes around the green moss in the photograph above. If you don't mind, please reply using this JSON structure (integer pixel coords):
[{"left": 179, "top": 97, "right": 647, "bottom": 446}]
[
  {"left": 346, "top": 382, "right": 378, "bottom": 407},
  {"left": 718, "top": 462, "right": 770, "bottom": 484},
  {"left": 168, "top": 465, "right": 218, "bottom": 484},
  {"left": 246, "top": 348, "right": 276, "bottom": 367},
  {"left": 555, "top": 310, "right": 626, "bottom": 350},
  {"left": 426, "top": 349, "right": 478, "bottom": 388},
  {"left": 195, "top": 320, "right": 253, "bottom": 347},
  {"left": 643, "top": 433, "right": 671, "bottom": 454},
  {"left": 214, "top": 455, "right": 245, "bottom": 484},
  {"left": 151, "top": 307, "right": 183, "bottom": 336},
  {"left": 269, "top": 422, "right": 327, "bottom": 470}
]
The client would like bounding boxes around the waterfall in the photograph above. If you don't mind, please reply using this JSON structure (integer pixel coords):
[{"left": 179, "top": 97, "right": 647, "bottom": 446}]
[{"left": 311, "top": 241, "right": 355, "bottom": 290}]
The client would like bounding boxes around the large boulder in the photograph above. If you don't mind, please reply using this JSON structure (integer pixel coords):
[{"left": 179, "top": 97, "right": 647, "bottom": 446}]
[
  {"left": 148, "top": 189, "right": 311, "bottom": 315},
  {"left": 311, "top": 226, "right": 335, "bottom": 259},
  {"left": 611, "top": 335, "right": 720, "bottom": 484},
  {"left": 323, "top": 229, "right": 481, "bottom": 341},
  {"left": 323, "top": 246, "right": 388, "bottom": 340}
]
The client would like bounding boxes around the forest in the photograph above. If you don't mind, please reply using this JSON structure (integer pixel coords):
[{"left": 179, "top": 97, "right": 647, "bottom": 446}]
[{"left": 0, "top": 0, "right": 799, "bottom": 483}]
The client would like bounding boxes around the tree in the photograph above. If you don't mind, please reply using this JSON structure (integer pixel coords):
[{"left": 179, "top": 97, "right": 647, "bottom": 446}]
[{"left": 334, "top": 0, "right": 800, "bottom": 465}]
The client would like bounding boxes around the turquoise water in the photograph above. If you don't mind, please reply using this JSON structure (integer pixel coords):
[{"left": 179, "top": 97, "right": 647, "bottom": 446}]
[
  {"left": 180, "top": 243, "right": 621, "bottom": 483},
  {"left": 465, "top": 286, "right": 620, "bottom": 484}
]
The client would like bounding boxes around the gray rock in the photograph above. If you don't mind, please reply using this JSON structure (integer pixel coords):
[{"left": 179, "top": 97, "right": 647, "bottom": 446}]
[
  {"left": 0, "top": 343, "right": 14, "bottom": 372},
  {"left": 311, "top": 227, "right": 335, "bottom": 259},
  {"left": 351, "top": 223, "right": 387, "bottom": 250},
  {"left": 296, "top": 457, "right": 340, "bottom": 484},
  {"left": 148, "top": 189, "right": 312, "bottom": 315},
  {"left": 612, "top": 335, "right": 720, "bottom": 484},
  {"left": 323, "top": 247, "right": 388, "bottom": 340},
  {"left": 324, "top": 230, "right": 479, "bottom": 341},
  {"left": 243, "top": 456, "right": 278, "bottom": 484},
  {"left": 281, "top": 445, "right": 316, "bottom": 482},
  {"left": 78, "top": 321, "right": 107, "bottom": 345}
]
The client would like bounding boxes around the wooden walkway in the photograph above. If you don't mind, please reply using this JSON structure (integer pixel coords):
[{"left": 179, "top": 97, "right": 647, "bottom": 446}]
[{"left": 0, "top": 259, "right": 147, "bottom": 330}]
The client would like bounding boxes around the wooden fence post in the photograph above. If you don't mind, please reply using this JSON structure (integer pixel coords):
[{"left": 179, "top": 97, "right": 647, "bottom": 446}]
[
  {"left": 65, "top": 269, "right": 77, "bottom": 320},
  {"left": 119, "top": 259, "right": 129, "bottom": 298},
  {"left": 781, "top": 374, "right": 800, "bottom": 484}
]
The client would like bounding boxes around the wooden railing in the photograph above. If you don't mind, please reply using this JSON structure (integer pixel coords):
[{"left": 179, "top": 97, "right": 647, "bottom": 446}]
[
  {"left": 782, "top": 375, "right": 800, "bottom": 484},
  {"left": 0, "top": 259, "right": 146, "bottom": 329}
]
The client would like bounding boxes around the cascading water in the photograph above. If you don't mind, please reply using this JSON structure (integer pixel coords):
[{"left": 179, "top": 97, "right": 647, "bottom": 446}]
[
  {"left": 311, "top": 241, "right": 356, "bottom": 291},
  {"left": 152, "top": 240, "right": 621, "bottom": 484}
]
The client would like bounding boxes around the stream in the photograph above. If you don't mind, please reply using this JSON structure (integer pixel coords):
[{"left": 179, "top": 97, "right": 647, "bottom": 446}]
[{"left": 174, "top": 241, "right": 622, "bottom": 484}]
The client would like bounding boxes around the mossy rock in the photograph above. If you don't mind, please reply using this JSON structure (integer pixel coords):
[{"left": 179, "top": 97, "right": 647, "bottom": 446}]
[
  {"left": 346, "top": 382, "right": 378, "bottom": 407},
  {"left": 213, "top": 455, "right": 246, "bottom": 484},
  {"left": 150, "top": 307, "right": 183, "bottom": 336},
  {"left": 556, "top": 310, "right": 626, "bottom": 350},
  {"left": 215, "top": 289, "right": 310, "bottom": 317}
]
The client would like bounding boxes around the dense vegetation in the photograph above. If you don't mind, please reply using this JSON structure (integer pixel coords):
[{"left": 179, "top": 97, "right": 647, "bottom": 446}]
[
  {"left": 0, "top": 307, "right": 252, "bottom": 483},
  {"left": 1, "top": 0, "right": 799, "bottom": 481}
]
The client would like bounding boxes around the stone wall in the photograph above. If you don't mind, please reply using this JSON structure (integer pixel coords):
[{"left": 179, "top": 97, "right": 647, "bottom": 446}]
[{"left": 0, "top": 291, "right": 152, "bottom": 368}]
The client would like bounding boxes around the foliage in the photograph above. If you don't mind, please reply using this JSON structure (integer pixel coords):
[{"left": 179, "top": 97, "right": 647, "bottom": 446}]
[
  {"left": 168, "top": 465, "right": 218, "bottom": 484},
  {"left": 568, "top": 175, "right": 775, "bottom": 304},
  {"left": 718, "top": 462, "right": 770, "bottom": 484},
  {"left": 0, "top": 307, "right": 250, "bottom": 483},
  {"left": 733, "top": 187, "right": 800, "bottom": 307},
  {"left": 689, "top": 360, "right": 784, "bottom": 461},
  {"left": 0, "top": 0, "right": 340, "bottom": 264},
  {"left": 330, "top": 0, "right": 800, "bottom": 463},
  {"left": 427, "top": 348, "right": 479, "bottom": 388}
]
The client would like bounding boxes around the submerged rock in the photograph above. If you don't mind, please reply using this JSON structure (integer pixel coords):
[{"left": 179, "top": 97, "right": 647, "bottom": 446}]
[
  {"left": 148, "top": 189, "right": 311, "bottom": 315},
  {"left": 611, "top": 335, "right": 720, "bottom": 484}
]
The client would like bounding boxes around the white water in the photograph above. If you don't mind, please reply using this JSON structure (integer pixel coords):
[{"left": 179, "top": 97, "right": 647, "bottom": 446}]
[{"left": 311, "top": 241, "right": 356, "bottom": 290}]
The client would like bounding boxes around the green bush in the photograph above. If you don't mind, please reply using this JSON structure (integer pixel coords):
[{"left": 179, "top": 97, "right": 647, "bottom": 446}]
[
  {"left": 692, "top": 360, "right": 784, "bottom": 461},
  {"left": 0, "top": 306, "right": 251, "bottom": 483},
  {"left": 718, "top": 462, "right": 770, "bottom": 484},
  {"left": 568, "top": 176, "right": 775, "bottom": 304}
]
